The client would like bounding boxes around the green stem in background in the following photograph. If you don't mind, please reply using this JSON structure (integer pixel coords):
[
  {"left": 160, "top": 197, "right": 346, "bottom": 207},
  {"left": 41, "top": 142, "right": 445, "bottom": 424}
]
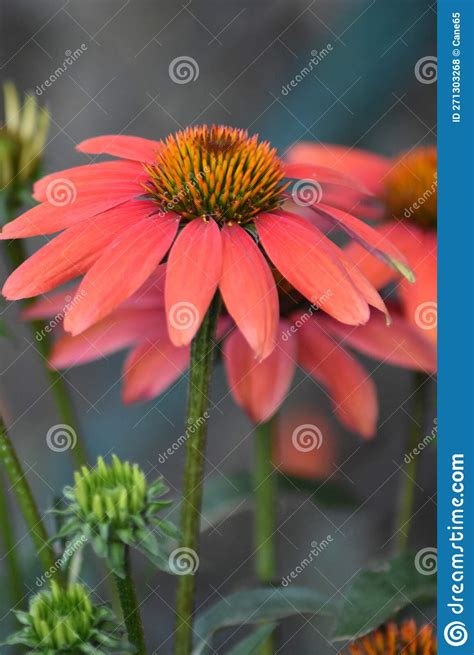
[
  {"left": 395, "top": 372, "right": 432, "bottom": 551},
  {"left": 0, "top": 471, "right": 23, "bottom": 606},
  {"left": 174, "top": 295, "right": 221, "bottom": 655},
  {"left": 114, "top": 547, "right": 147, "bottom": 655},
  {"left": 254, "top": 418, "right": 277, "bottom": 655},
  {"left": 5, "top": 237, "right": 88, "bottom": 469},
  {"left": 0, "top": 415, "right": 57, "bottom": 574}
]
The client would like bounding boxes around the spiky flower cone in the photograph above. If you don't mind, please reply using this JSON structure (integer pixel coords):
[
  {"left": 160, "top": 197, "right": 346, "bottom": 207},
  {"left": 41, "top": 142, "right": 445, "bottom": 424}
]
[
  {"left": 54, "top": 454, "right": 179, "bottom": 577},
  {"left": 344, "top": 620, "right": 437, "bottom": 655},
  {"left": 4, "top": 581, "right": 133, "bottom": 653}
]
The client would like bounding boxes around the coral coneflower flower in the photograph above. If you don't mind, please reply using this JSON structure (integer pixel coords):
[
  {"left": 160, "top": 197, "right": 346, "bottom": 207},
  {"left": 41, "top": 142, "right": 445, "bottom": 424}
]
[
  {"left": 286, "top": 143, "right": 437, "bottom": 346},
  {"left": 3, "top": 125, "right": 414, "bottom": 360},
  {"left": 343, "top": 620, "right": 437, "bottom": 655},
  {"left": 25, "top": 271, "right": 436, "bottom": 438}
]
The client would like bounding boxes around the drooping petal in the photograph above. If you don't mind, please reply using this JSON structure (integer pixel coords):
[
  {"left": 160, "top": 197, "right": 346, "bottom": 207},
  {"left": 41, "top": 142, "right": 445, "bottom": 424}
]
[
  {"left": 319, "top": 311, "right": 437, "bottom": 373},
  {"left": 220, "top": 223, "right": 278, "bottom": 360},
  {"left": 76, "top": 135, "right": 162, "bottom": 163},
  {"left": 2, "top": 200, "right": 154, "bottom": 299},
  {"left": 310, "top": 204, "right": 414, "bottom": 282},
  {"left": 33, "top": 160, "right": 146, "bottom": 201},
  {"left": 297, "top": 318, "right": 377, "bottom": 438},
  {"left": 63, "top": 214, "right": 179, "bottom": 335},
  {"left": 398, "top": 230, "right": 437, "bottom": 346},
  {"left": 223, "top": 322, "right": 296, "bottom": 423},
  {"left": 50, "top": 308, "right": 166, "bottom": 368},
  {"left": 165, "top": 219, "right": 222, "bottom": 347},
  {"left": 123, "top": 339, "right": 190, "bottom": 404},
  {"left": 344, "top": 221, "right": 425, "bottom": 290},
  {"left": 257, "top": 211, "right": 370, "bottom": 326},
  {"left": 285, "top": 142, "right": 392, "bottom": 195}
]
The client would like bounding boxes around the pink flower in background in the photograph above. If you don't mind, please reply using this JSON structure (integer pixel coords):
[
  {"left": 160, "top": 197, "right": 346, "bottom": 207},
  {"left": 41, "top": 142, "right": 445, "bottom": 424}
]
[
  {"left": 26, "top": 273, "right": 436, "bottom": 439},
  {"left": 286, "top": 143, "right": 437, "bottom": 347}
]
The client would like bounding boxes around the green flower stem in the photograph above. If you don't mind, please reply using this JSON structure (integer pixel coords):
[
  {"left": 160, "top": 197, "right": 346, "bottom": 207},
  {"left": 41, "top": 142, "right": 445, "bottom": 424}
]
[
  {"left": 254, "top": 418, "right": 277, "bottom": 655},
  {"left": 0, "top": 415, "right": 57, "bottom": 574},
  {"left": 4, "top": 196, "right": 88, "bottom": 469},
  {"left": 395, "top": 372, "right": 431, "bottom": 551},
  {"left": 0, "top": 471, "right": 23, "bottom": 606},
  {"left": 174, "top": 294, "right": 221, "bottom": 655},
  {"left": 114, "top": 547, "right": 147, "bottom": 655}
]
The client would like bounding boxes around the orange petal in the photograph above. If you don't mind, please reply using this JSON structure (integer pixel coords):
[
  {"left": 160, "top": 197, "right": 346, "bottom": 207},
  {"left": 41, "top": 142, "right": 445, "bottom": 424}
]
[
  {"left": 297, "top": 318, "right": 377, "bottom": 438},
  {"left": 224, "top": 323, "right": 296, "bottom": 423},
  {"left": 63, "top": 215, "right": 178, "bottom": 335},
  {"left": 165, "top": 219, "right": 222, "bottom": 347},
  {"left": 51, "top": 308, "right": 166, "bottom": 368},
  {"left": 285, "top": 142, "right": 391, "bottom": 195},
  {"left": 220, "top": 223, "right": 278, "bottom": 360},
  {"left": 2, "top": 200, "right": 154, "bottom": 299},
  {"left": 76, "top": 135, "right": 162, "bottom": 163},
  {"left": 320, "top": 311, "right": 437, "bottom": 373},
  {"left": 257, "top": 211, "right": 370, "bottom": 326},
  {"left": 123, "top": 339, "right": 189, "bottom": 404}
]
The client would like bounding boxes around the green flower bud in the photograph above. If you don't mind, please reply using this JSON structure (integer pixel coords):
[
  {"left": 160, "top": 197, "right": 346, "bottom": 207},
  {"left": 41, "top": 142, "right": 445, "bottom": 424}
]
[
  {"left": 4, "top": 581, "right": 133, "bottom": 653},
  {"left": 0, "top": 82, "right": 49, "bottom": 192},
  {"left": 55, "top": 455, "right": 179, "bottom": 577}
]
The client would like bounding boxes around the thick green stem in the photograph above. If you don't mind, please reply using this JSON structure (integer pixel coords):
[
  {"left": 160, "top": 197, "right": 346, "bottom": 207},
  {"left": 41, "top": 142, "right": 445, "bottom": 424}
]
[
  {"left": 5, "top": 228, "right": 88, "bottom": 469},
  {"left": 395, "top": 372, "right": 431, "bottom": 551},
  {"left": 0, "top": 416, "right": 56, "bottom": 574},
  {"left": 254, "top": 418, "right": 277, "bottom": 655},
  {"left": 0, "top": 471, "right": 23, "bottom": 606},
  {"left": 174, "top": 295, "right": 220, "bottom": 655},
  {"left": 114, "top": 547, "right": 147, "bottom": 655}
]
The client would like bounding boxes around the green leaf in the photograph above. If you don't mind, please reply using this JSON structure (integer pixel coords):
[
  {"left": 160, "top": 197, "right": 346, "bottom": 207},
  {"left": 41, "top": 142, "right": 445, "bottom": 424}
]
[
  {"left": 192, "top": 586, "right": 334, "bottom": 655},
  {"left": 225, "top": 623, "right": 278, "bottom": 655},
  {"left": 332, "top": 552, "right": 437, "bottom": 642}
]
